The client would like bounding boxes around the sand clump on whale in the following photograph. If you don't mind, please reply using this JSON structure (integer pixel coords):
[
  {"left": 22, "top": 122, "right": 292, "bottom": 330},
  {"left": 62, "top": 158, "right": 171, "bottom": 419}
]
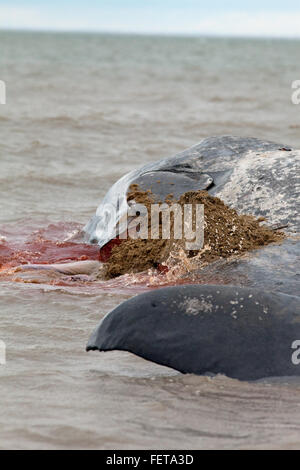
[{"left": 104, "top": 185, "right": 284, "bottom": 279}]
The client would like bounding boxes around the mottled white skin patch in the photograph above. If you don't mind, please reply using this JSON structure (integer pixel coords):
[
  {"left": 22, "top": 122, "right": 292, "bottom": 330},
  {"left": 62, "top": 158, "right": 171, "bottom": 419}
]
[
  {"left": 179, "top": 296, "right": 213, "bottom": 315},
  {"left": 14, "top": 260, "right": 101, "bottom": 276},
  {"left": 177, "top": 290, "right": 272, "bottom": 320},
  {"left": 215, "top": 150, "right": 300, "bottom": 233}
]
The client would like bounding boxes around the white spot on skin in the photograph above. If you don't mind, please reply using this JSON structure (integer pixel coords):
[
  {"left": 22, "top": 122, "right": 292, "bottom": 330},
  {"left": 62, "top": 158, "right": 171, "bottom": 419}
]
[{"left": 180, "top": 296, "right": 213, "bottom": 315}]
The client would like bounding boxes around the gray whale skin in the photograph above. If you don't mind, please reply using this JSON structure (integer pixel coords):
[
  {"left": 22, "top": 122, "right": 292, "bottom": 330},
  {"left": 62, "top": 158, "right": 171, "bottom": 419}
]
[
  {"left": 86, "top": 136, "right": 300, "bottom": 381},
  {"left": 87, "top": 285, "right": 300, "bottom": 381}
]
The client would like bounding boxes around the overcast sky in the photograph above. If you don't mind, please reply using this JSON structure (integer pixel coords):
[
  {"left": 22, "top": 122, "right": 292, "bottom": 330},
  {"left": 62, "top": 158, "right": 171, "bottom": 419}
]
[{"left": 1, "top": 0, "right": 300, "bottom": 37}]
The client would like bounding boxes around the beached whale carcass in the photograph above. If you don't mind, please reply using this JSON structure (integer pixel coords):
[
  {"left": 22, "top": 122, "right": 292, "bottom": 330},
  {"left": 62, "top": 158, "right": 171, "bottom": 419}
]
[
  {"left": 15, "top": 136, "right": 299, "bottom": 285},
  {"left": 86, "top": 136, "right": 300, "bottom": 380},
  {"left": 84, "top": 135, "right": 299, "bottom": 249}
]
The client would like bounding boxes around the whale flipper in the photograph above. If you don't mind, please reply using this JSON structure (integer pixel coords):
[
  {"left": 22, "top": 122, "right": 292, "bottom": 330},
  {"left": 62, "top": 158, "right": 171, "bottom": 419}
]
[{"left": 87, "top": 285, "right": 300, "bottom": 381}]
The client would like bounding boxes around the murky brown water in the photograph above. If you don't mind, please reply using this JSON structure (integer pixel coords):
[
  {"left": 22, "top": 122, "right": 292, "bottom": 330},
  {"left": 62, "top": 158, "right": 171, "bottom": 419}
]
[{"left": 0, "top": 31, "right": 300, "bottom": 449}]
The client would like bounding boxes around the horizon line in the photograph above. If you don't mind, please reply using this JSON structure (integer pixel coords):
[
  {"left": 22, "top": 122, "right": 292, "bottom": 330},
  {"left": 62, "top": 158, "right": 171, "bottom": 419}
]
[{"left": 1, "top": 27, "right": 300, "bottom": 40}]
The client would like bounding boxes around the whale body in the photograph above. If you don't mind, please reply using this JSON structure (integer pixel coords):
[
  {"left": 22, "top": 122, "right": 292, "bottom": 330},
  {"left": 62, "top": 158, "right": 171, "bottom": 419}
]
[
  {"left": 84, "top": 135, "right": 299, "bottom": 248},
  {"left": 87, "top": 285, "right": 300, "bottom": 381}
]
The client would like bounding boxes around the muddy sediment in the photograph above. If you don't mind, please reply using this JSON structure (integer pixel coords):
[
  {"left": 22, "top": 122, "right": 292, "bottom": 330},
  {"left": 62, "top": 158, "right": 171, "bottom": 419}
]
[{"left": 104, "top": 186, "right": 284, "bottom": 279}]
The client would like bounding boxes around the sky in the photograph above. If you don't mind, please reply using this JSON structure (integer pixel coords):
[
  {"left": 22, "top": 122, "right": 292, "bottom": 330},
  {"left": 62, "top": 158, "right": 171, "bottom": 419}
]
[{"left": 1, "top": 0, "right": 300, "bottom": 37}]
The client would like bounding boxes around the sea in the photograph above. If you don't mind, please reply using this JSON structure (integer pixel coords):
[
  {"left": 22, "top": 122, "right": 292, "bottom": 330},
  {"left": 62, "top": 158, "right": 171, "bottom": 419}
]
[{"left": 0, "top": 30, "right": 300, "bottom": 449}]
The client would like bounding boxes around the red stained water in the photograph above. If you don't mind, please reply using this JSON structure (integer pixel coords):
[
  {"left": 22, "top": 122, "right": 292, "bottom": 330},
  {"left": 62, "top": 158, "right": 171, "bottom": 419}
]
[
  {"left": 0, "top": 240, "right": 100, "bottom": 269},
  {"left": 0, "top": 221, "right": 225, "bottom": 293},
  {"left": 0, "top": 224, "right": 99, "bottom": 270},
  {"left": 0, "top": 221, "right": 99, "bottom": 276}
]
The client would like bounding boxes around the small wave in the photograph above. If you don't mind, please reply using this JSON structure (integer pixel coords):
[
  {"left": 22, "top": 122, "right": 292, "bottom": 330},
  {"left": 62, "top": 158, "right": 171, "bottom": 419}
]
[{"left": 37, "top": 115, "right": 82, "bottom": 128}]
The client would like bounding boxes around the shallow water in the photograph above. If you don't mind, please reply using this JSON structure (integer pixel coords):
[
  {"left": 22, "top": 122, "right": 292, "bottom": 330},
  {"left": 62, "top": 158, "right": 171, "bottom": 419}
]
[
  {"left": 1, "top": 280, "right": 300, "bottom": 450},
  {"left": 0, "top": 31, "right": 300, "bottom": 449}
]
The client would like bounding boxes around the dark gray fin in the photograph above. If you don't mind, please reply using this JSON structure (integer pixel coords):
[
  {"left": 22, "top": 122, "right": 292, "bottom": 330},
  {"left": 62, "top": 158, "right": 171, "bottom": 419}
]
[{"left": 87, "top": 285, "right": 300, "bottom": 381}]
